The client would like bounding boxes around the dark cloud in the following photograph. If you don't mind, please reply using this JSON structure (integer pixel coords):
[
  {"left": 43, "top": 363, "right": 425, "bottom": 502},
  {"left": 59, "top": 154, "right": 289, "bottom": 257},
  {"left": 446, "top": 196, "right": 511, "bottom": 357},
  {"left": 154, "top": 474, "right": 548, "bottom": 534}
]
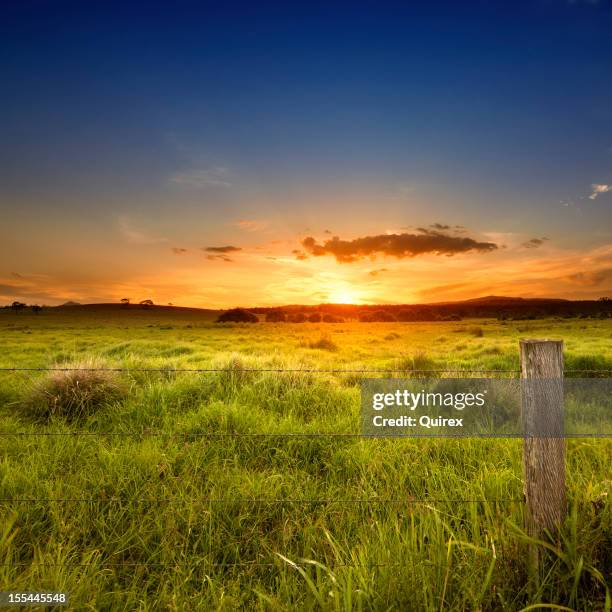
[
  {"left": 522, "top": 237, "right": 549, "bottom": 249},
  {"left": 203, "top": 245, "right": 242, "bottom": 253},
  {"left": 0, "top": 283, "right": 62, "bottom": 301},
  {"left": 11, "top": 272, "right": 24, "bottom": 279},
  {"left": 565, "top": 269, "right": 612, "bottom": 286},
  {"left": 369, "top": 268, "right": 389, "bottom": 276},
  {"left": 171, "top": 247, "right": 188, "bottom": 255},
  {"left": 206, "top": 254, "right": 233, "bottom": 262},
  {"left": 430, "top": 223, "right": 450, "bottom": 230},
  {"left": 301, "top": 229, "right": 498, "bottom": 263}
]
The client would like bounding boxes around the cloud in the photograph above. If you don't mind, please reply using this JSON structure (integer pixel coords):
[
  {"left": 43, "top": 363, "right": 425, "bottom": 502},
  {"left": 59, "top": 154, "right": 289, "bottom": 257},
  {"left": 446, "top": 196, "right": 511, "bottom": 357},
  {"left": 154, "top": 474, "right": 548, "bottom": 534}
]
[
  {"left": 522, "top": 237, "right": 549, "bottom": 249},
  {"left": 10, "top": 272, "right": 23, "bottom": 279},
  {"left": 291, "top": 249, "right": 309, "bottom": 261},
  {"left": 0, "top": 282, "right": 71, "bottom": 303},
  {"left": 368, "top": 268, "right": 389, "bottom": 277},
  {"left": 301, "top": 229, "right": 498, "bottom": 263},
  {"left": 430, "top": 223, "right": 451, "bottom": 230},
  {"left": 236, "top": 219, "right": 268, "bottom": 232},
  {"left": 171, "top": 247, "right": 188, "bottom": 255},
  {"left": 589, "top": 184, "right": 611, "bottom": 200},
  {"left": 206, "top": 254, "right": 234, "bottom": 262},
  {"left": 169, "top": 166, "right": 232, "bottom": 189},
  {"left": 564, "top": 269, "right": 612, "bottom": 286},
  {"left": 203, "top": 245, "right": 242, "bottom": 253},
  {"left": 118, "top": 216, "right": 167, "bottom": 245}
]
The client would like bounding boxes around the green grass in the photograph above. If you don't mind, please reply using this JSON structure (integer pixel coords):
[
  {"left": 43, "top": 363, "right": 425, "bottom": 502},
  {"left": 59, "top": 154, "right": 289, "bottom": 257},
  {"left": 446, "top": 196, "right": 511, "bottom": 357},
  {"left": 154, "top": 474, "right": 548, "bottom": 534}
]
[{"left": 0, "top": 309, "right": 610, "bottom": 610}]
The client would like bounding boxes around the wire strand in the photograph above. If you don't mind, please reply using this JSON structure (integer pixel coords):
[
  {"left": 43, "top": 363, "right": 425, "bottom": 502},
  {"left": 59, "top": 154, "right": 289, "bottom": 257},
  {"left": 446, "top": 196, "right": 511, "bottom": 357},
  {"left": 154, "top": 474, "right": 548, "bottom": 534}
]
[
  {"left": 0, "top": 431, "right": 608, "bottom": 437},
  {"left": 0, "top": 497, "right": 523, "bottom": 504}
]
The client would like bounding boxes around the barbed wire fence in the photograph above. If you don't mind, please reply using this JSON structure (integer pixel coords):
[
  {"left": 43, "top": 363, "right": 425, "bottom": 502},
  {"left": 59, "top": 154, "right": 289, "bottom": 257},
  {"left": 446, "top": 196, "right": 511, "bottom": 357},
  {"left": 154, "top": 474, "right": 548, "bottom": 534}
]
[{"left": 0, "top": 353, "right": 610, "bottom": 571}]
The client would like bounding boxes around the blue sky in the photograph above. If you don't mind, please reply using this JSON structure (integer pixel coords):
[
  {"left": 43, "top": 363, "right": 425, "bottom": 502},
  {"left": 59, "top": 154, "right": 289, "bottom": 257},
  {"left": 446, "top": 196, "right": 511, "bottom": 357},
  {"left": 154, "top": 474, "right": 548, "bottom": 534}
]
[{"left": 1, "top": 0, "right": 611, "bottom": 306}]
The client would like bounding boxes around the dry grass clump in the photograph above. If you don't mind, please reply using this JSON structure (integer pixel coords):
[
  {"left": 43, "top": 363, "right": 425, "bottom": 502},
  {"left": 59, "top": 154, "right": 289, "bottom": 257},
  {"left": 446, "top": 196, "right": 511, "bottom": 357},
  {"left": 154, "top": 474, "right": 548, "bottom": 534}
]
[
  {"left": 384, "top": 332, "right": 401, "bottom": 341},
  {"left": 394, "top": 350, "right": 437, "bottom": 373},
  {"left": 308, "top": 335, "right": 338, "bottom": 351},
  {"left": 22, "top": 363, "right": 126, "bottom": 421}
]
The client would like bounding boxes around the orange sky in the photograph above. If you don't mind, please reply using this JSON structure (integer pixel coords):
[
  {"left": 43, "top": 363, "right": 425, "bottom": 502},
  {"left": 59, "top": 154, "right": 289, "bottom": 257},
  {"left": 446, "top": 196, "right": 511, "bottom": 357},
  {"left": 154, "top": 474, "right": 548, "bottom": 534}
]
[
  {"left": 2, "top": 214, "right": 611, "bottom": 307},
  {"left": 2, "top": 1, "right": 612, "bottom": 308}
]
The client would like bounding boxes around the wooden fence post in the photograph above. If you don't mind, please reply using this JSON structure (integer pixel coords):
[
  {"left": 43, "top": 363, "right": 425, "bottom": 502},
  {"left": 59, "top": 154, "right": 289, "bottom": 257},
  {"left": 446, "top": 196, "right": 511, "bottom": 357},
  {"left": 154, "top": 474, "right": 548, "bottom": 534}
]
[{"left": 519, "top": 339, "right": 566, "bottom": 580}]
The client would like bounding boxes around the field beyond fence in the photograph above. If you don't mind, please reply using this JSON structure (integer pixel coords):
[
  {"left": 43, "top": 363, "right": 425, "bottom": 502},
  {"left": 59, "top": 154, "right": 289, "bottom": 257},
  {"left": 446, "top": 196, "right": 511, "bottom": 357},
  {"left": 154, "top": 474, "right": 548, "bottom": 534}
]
[{"left": 0, "top": 309, "right": 610, "bottom": 610}]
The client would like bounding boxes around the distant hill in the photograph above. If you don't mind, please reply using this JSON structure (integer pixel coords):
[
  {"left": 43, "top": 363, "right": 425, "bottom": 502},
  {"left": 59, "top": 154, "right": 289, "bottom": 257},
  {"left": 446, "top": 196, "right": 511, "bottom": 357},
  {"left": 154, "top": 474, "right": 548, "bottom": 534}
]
[
  {"left": 248, "top": 296, "right": 611, "bottom": 321},
  {"left": 5, "top": 297, "right": 609, "bottom": 322},
  {"left": 54, "top": 302, "right": 218, "bottom": 315}
]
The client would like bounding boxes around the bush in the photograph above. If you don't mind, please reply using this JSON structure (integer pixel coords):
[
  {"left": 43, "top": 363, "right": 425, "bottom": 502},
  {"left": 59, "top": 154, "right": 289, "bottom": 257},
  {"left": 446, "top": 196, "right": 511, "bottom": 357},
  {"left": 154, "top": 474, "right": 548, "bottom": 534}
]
[
  {"left": 217, "top": 308, "right": 258, "bottom": 323},
  {"left": 308, "top": 313, "right": 322, "bottom": 323},
  {"left": 396, "top": 309, "right": 417, "bottom": 322},
  {"left": 360, "top": 309, "right": 395, "bottom": 322},
  {"left": 322, "top": 314, "right": 343, "bottom": 323},
  {"left": 22, "top": 367, "right": 125, "bottom": 421},
  {"left": 288, "top": 312, "right": 307, "bottom": 323},
  {"left": 265, "top": 310, "right": 286, "bottom": 322}
]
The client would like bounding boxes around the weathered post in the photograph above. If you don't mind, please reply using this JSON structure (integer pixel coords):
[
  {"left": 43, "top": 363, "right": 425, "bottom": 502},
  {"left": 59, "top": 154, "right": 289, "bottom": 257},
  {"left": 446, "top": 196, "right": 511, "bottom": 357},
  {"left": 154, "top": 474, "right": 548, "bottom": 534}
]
[{"left": 519, "top": 339, "right": 566, "bottom": 580}]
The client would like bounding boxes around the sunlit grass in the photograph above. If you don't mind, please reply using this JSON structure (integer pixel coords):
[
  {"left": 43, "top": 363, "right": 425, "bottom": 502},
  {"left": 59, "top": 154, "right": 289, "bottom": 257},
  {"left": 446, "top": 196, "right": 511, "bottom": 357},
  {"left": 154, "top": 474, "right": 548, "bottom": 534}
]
[{"left": 0, "top": 310, "right": 610, "bottom": 609}]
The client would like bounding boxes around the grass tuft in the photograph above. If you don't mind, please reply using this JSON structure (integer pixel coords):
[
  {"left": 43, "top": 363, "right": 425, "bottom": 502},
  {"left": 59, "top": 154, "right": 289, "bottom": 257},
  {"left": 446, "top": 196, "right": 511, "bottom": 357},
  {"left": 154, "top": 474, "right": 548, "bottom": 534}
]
[
  {"left": 308, "top": 335, "right": 338, "bottom": 351},
  {"left": 21, "top": 361, "right": 125, "bottom": 421}
]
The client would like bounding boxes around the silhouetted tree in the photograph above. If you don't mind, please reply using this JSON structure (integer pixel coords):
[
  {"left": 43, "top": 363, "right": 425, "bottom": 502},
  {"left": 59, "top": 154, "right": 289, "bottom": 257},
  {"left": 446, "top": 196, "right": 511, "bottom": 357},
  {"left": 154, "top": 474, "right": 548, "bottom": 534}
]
[
  {"left": 31, "top": 304, "right": 42, "bottom": 314},
  {"left": 360, "top": 310, "right": 395, "bottom": 322},
  {"left": 265, "top": 310, "right": 286, "bottom": 322},
  {"left": 308, "top": 313, "right": 322, "bottom": 323},
  {"left": 139, "top": 299, "right": 154, "bottom": 309},
  {"left": 11, "top": 301, "right": 26, "bottom": 313}
]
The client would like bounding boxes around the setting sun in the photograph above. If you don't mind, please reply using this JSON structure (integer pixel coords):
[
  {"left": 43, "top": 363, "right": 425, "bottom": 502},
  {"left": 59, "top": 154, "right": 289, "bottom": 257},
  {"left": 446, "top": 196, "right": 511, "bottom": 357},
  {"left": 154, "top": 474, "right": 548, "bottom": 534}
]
[{"left": 328, "top": 287, "right": 360, "bottom": 304}]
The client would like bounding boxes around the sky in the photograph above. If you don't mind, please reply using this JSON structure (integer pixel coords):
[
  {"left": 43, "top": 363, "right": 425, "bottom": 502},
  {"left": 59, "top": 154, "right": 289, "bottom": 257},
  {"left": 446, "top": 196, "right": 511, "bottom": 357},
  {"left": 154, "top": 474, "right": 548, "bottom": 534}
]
[{"left": 1, "top": 0, "right": 611, "bottom": 307}]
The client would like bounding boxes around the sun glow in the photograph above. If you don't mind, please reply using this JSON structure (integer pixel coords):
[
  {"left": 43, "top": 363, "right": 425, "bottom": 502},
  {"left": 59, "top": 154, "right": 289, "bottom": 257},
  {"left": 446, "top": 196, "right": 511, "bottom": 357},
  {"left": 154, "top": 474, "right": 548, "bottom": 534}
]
[{"left": 328, "top": 287, "right": 360, "bottom": 304}]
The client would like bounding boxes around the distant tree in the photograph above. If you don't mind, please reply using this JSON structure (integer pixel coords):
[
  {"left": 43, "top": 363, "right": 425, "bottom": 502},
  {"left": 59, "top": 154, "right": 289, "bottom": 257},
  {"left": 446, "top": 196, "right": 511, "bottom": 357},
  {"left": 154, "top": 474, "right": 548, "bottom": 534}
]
[
  {"left": 139, "top": 299, "right": 154, "bottom": 309},
  {"left": 31, "top": 304, "right": 42, "bottom": 314},
  {"left": 265, "top": 310, "right": 286, "bottom": 322},
  {"left": 360, "top": 309, "right": 395, "bottom": 322},
  {"left": 10, "top": 301, "right": 26, "bottom": 313},
  {"left": 396, "top": 309, "right": 417, "bottom": 322},
  {"left": 120, "top": 298, "right": 130, "bottom": 304},
  {"left": 322, "top": 314, "right": 343, "bottom": 323},
  {"left": 217, "top": 308, "right": 258, "bottom": 323},
  {"left": 308, "top": 313, "right": 322, "bottom": 323},
  {"left": 288, "top": 312, "right": 307, "bottom": 323},
  {"left": 600, "top": 296, "right": 610, "bottom": 302}
]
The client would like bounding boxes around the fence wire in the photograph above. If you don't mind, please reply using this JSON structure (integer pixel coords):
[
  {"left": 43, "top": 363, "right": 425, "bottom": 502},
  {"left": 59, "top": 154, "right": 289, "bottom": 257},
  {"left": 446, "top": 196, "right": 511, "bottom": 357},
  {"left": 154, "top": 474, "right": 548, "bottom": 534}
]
[
  {"left": 0, "top": 367, "right": 610, "bottom": 373},
  {"left": 0, "top": 364, "right": 607, "bottom": 575}
]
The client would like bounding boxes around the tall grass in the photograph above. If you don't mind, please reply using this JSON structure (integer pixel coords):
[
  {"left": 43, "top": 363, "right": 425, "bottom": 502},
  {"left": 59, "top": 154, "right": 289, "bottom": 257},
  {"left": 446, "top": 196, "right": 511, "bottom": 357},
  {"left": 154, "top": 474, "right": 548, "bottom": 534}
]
[{"left": 0, "top": 313, "right": 610, "bottom": 609}]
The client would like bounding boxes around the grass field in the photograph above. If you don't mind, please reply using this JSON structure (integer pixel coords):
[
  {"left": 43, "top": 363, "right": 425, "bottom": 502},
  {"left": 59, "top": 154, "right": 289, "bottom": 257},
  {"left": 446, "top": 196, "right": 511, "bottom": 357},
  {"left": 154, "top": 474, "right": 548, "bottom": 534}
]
[{"left": 0, "top": 307, "right": 610, "bottom": 610}]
